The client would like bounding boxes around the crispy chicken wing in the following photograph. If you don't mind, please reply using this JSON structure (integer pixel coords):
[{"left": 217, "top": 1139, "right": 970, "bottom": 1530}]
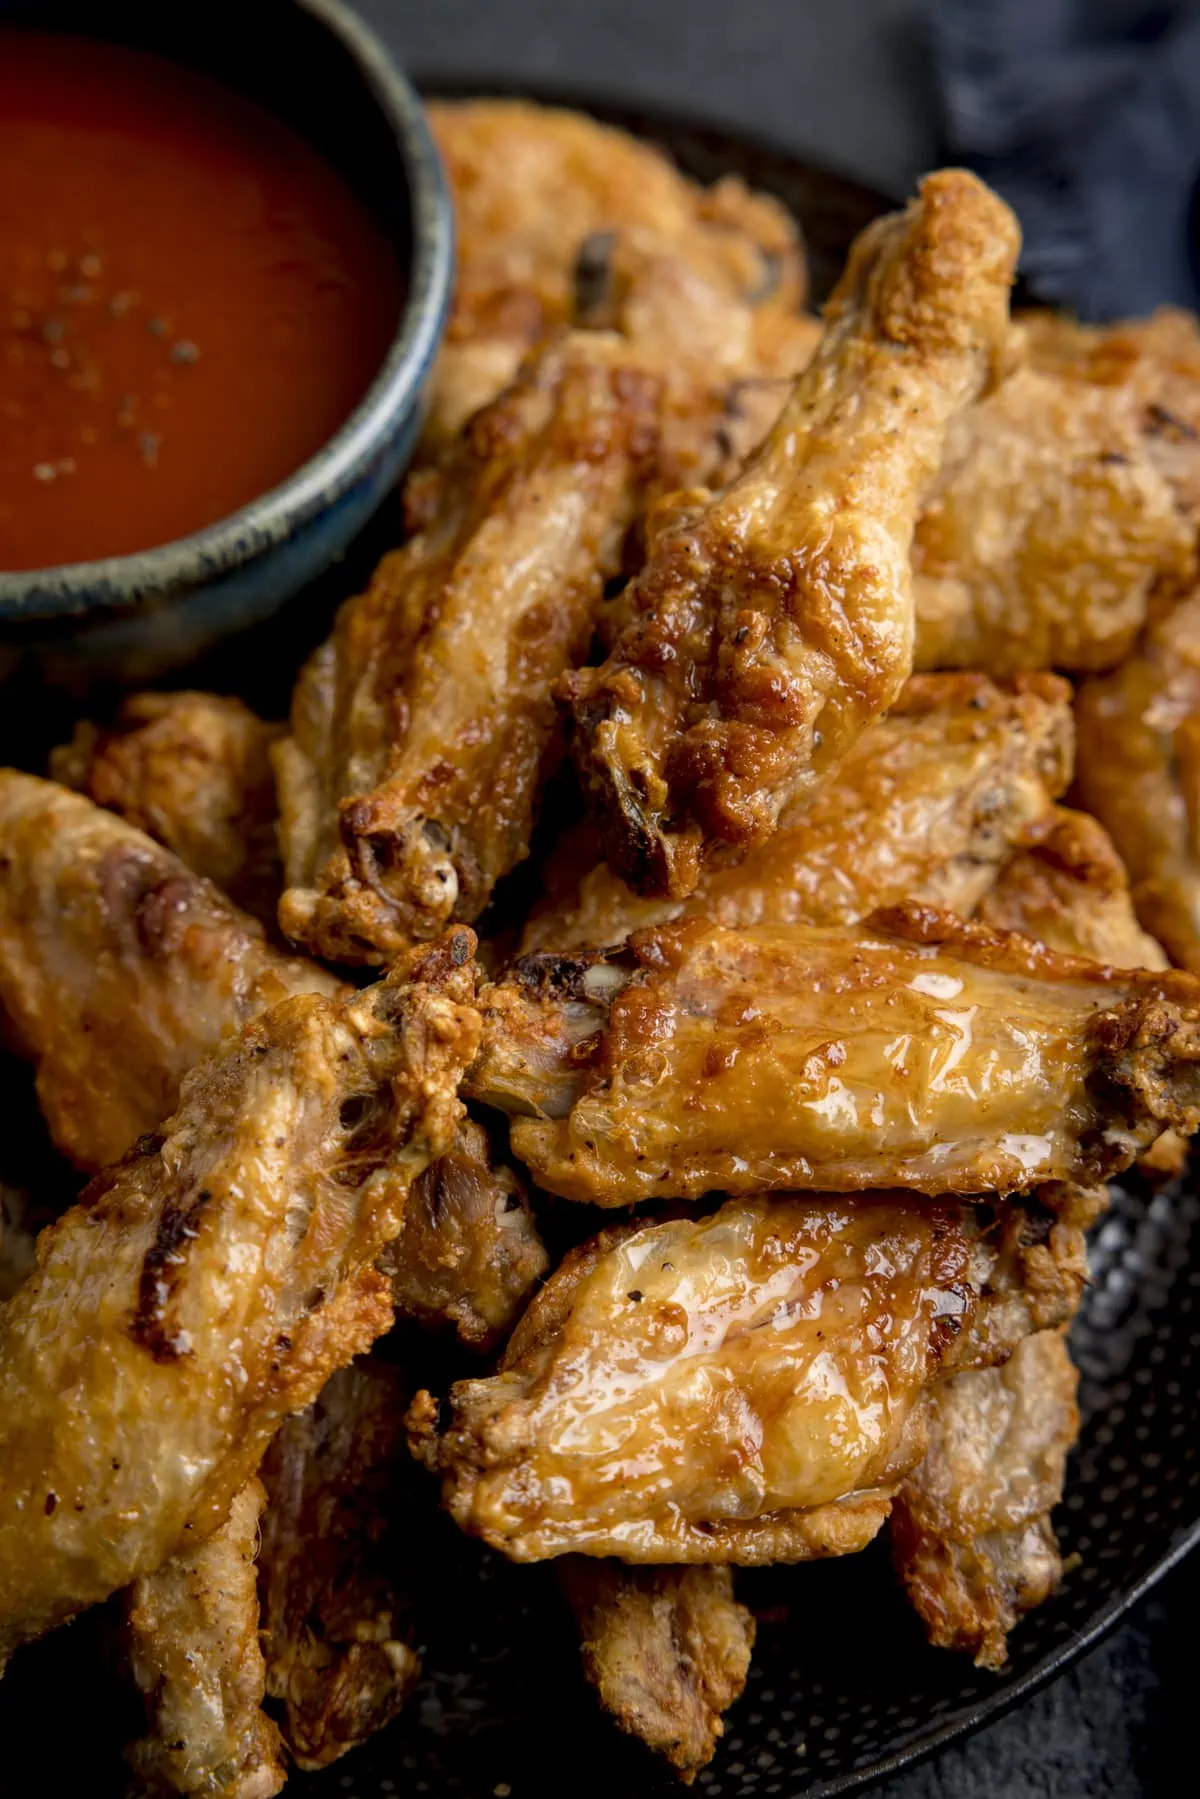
[
  {"left": 50, "top": 693, "right": 283, "bottom": 928},
  {"left": 891, "top": 1330, "right": 1079, "bottom": 1670},
  {"left": 563, "top": 171, "right": 1019, "bottom": 898},
  {"left": 976, "top": 807, "right": 1167, "bottom": 969},
  {"left": 0, "top": 931, "right": 479, "bottom": 1666},
  {"left": 1074, "top": 589, "right": 1200, "bottom": 972},
  {"left": 257, "top": 1359, "right": 420, "bottom": 1771},
  {"left": 524, "top": 672, "right": 1072, "bottom": 951},
  {"left": 0, "top": 772, "right": 342, "bottom": 1171},
  {"left": 467, "top": 909, "right": 1200, "bottom": 1204},
  {"left": 274, "top": 333, "right": 661, "bottom": 963},
  {"left": 410, "top": 1192, "right": 1066, "bottom": 1564},
  {"left": 124, "top": 1478, "right": 285, "bottom": 1799},
  {"left": 559, "top": 1561, "right": 754, "bottom": 1780}
]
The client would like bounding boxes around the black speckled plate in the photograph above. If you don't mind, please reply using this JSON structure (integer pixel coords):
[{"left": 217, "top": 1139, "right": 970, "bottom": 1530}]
[{"left": 2, "top": 99, "right": 1198, "bottom": 1799}]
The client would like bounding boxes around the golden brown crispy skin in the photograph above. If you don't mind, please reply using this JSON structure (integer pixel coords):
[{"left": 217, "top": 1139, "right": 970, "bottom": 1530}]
[
  {"left": 257, "top": 1359, "right": 421, "bottom": 1771},
  {"left": 1074, "top": 590, "right": 1200, "bottom": 972},
  {"left": 977, "top": 807, "right": 1167, "bottom": 969},
  {"left": 563, "top": 172, "right": 1019, "bottom": 899},
  {"left": 274, "top": 333, "right": 661, "bottom": 963},
  {"left": 911, "top": 359, "right": 1194, "bottom": 675},
  {"left": 50, "top": 693, "right": 283, "bottom": 928},
  {"left": 466, "top": 909, "right": 1200, "bottom": 1204},
  {"left": 0, "top": 932, "right": 480, "bottom": 1666},
  {"left": 524, "top": 672, "right": 1072, "bottom": 951},
  {"left": 125, "top": 1478, "right": 285, "bottom": 1799},
  {"left": 891, "top": 1330, "right": 1080, "bottom": 1670},
  {"left": 559, "top": 1561, "right": 754, "bottom": 1780},
  {"left": 0, "top": 772, "right": 343, "bottom": 1172},
  {"left": 384, "top": 1116, "right": 548, "bottom": 1349},
  {"left": 410, "top": 1193, "right": 1052, "bottom": 1564},
  {"left": 425, "top": 99, "right": 805, "bottom": 448}
]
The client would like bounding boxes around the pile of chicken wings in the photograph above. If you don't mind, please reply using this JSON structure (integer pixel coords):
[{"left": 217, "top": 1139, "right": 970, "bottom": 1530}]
[{"left": 4, "top": 98, "right": 1200, "bottom": 1793}]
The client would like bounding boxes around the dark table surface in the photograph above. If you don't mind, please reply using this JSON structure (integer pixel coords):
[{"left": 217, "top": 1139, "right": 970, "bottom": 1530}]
[{"left": 357, "top": 4, "right": 1193, "bottom": 1794}]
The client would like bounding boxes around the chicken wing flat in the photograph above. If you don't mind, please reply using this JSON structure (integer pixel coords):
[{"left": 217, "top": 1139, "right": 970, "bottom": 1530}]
[
  {"left": 0, "top": 772, "right": 342, "bottom": 1171},
  {"left": 257, "top": 1359, "right": 420, "bottom": 1771},
  {"left": 976, "top": 807, "right": 1167, "bottom": 969},
  {"left": 467, "top": 909, "right": 1200, "bottom": 1204},
  {"left": 410, "top": 1192, "right": 1071, "bottom": 1564},
  {"left": 50, "top": 692, "right": 283, "bottom": 928},
  {"left": 890, "top": 1329, "right": 1079, "bottom": 1670},
  {"left": 911, "top": 357, "right": 1193, "bottom": 675},
  {"left": 523, "top": 672, "right": 1072, "bottom": 951},
  {"left": 563, "top": 172, "right": 1019, "bottom": 899},
  {"left": 1074, "top": 590, "right": 1200, "bottom": 972},
  {"left": 274, "top": 333, "right": 661, "bottom": 964},
  {"left": 559, "top": 1561, "right": 754, "bottom": 1780},
  {"left": 425, "top": 98, "right": 805, "bottom": 449},
  {"left": 124, "top": 1478, "right": 284, "bottom": 1799},
  {"left": 0, "top": 931, "right": 479, "bottom": 1666}
]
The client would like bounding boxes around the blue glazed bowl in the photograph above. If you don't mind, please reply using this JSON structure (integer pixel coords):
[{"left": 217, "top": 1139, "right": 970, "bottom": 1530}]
[{"left": 0, "top": 0, "right": 453, "bottom": 683}]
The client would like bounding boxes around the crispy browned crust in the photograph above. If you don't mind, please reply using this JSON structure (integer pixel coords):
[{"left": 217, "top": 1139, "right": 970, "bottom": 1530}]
[
  {"left": 125, "top": 1479, "right": 285, "bottom": 1799},
  {"left": 0, "top": 771, "right": 343, "bottom": 1172},
  {"left": 0, "top": 932, "right": 480, "bottom": 1666},
  {"left": 50, "top": 692, "right": 284, "bottom": 928},
  {"left": 891, "top": 1331, "right": 1080, "bottom": 1670},
  {"left": 559, "top": 1561, "right": 754, "bottom": 1780},
  {"left": 274, "top": 333, "right": 661, "bottom": 964},
  {"left": 467, "top": 909, "right": 1200, "bottom": 1204},
  {"left": 258, "top": 1359, "right": 421, "bottom": 1771},
  {"left": 563, "top": 171, "right": 1019, "bottom": 898},
  {"left": 524, "top": 671, "right": 1072, "bottom": 951}
]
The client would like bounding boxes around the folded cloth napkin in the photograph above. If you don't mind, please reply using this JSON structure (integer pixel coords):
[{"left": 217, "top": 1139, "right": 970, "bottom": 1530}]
[{"left": 930, "top": 0, "right": 1200, "bottom": 318}]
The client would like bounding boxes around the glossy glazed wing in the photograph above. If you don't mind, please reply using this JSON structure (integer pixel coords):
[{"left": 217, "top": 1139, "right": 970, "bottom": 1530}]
[
  {"left": 384, "top": 1116, "right": 548, "bottom": 1350},
  {"left": 467, "top": 909, "right": 1200, "bottom": 1203},
  {"left": 563, "top": 171, "right": 1019, "bottom": 899},
  {"left": 258, "top": 1359, "right": 421, "bottom": 1771},
  {"left": 275, "top": 333, "right": 661, "bottom": 963},
  {"left": 1074, "top": 590, "right": 1200, "bottom": 972},
  {"left": 559, "top": 1561, "right": 754, "bottom": 1779},
  {"left": 976, "top": 807, "right": 1167, "bottom": 969},
  {"left": 911, "top": 359, "right": 1193, "bottom": 674},
  {"left": 891, "top": 1330, "right": 1079, "bottom": 1670},
  {"left": 0, "top": 931, "right": 479, "bottom": 1666},
  {"left": 410, "top": 1193, "right": 1055, "bottom": 1563},
  {"left": 523, "top": 672, "right": 1072, "bottom": 951},
  {"left": 124, "top": 1478, "right": 284, "bottom": 1799},
  {"left": 50, "top": 692, "right": 283, "bottom": 927},
  {"left": 0, "top": 772, "right": 342, "bottom": 1171}
]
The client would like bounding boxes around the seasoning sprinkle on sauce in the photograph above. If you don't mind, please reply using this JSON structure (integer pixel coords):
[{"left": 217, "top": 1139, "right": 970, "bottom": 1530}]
[{"left": 0, "top": 31, "right": 403, "bottom": 569}]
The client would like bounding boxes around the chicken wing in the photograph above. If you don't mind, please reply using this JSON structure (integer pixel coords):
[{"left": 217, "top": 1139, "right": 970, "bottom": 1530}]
[
  {"left": 523, "top": 672, "right": 1071, "bottom": 951},
  {"left": 124, "top": 1478, "right": 285, "bottom": 1799},
  {"left": 890, "top": 1329, "right": 1079, "bottom": 1670},
  {"left": 563, "top": 171, "right": 1019, "bottom": 898},
  {"left": 559, "top": 1561, "right": 754, "bottom": 1780},
  {"left": 0, "top": 772, "right": 342, "bottom": 1171},
  {"left": 1074, "top": 589, "right": 1200, "bottom": 972},
  {"left": 0, "top": 930, "right": 479, "bottom": 1666},
  {"left": 976, "top": 807, "right": 1167, "bottom": 969},
  {"left": 50, "top": 693, "right": 283, "bottom": 928},
  {"left": 425, "top": 98, "right": 805, "bottom": 449},
  {"left": 257, "top": 1358, "right": 420, "bottom": 1771},
  {"left": 409, "top": 1192, "right": 1071, "bottom": 1564},
  {"left": 274, "top": 333, "right": 661, "bottom": 964},
  {"left": 467, "top": 909, "right": 1200, "bottom": 1204}
]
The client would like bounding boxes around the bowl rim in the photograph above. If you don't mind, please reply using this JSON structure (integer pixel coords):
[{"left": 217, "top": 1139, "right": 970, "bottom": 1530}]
[{"left": 0, "top": 0, "right": 454, "bottom": 623}]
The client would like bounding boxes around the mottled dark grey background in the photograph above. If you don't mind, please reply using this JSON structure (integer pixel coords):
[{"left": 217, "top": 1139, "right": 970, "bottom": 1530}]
[{"left": 355, "top": 5, "right": 1194, "bottom": 1794}]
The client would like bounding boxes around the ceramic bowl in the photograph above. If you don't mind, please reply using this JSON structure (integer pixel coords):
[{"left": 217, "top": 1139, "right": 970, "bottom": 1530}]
[{"left": 0, "top": 0, "right": 453, "bottom": 683}]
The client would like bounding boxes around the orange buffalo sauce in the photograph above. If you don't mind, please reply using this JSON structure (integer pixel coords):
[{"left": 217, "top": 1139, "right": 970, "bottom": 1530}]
[{"left": 0, "top": 31, "right": 403, "bottom": 569}]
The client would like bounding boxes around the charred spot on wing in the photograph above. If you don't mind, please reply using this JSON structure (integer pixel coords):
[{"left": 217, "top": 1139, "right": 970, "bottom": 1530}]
[
  {"left": 572, "top": 230, "right": 616, "bottom": 322},
  {"left": 130, "top": 1184, "right": 212, "bottom": 1361}
]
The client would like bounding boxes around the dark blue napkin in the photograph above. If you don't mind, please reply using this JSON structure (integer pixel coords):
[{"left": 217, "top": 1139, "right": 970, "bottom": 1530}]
[{"left": 930, "top": 0, "right": 1200, "bottom": 318}]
